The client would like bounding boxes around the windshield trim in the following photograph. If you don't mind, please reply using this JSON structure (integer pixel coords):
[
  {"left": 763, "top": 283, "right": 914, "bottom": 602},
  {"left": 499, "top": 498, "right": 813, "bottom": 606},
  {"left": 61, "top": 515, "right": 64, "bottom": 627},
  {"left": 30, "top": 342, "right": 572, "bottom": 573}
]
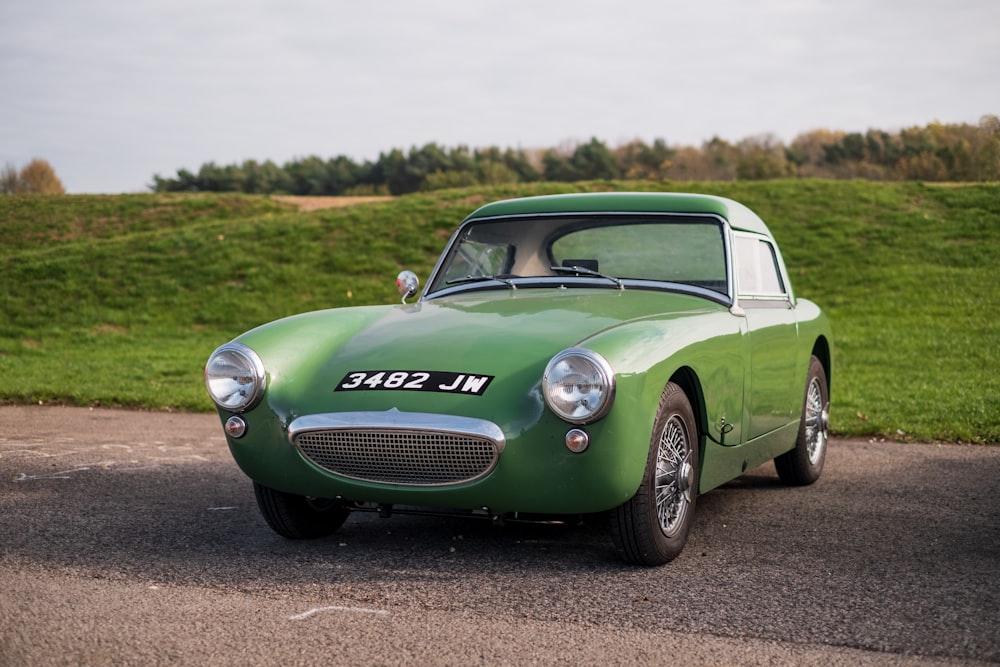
[
  {"left": 422, "top": 211, "right": 735, "bottom": 304},
  {"left": 423, "top": 276, "right": 734, "bottom": 307}
]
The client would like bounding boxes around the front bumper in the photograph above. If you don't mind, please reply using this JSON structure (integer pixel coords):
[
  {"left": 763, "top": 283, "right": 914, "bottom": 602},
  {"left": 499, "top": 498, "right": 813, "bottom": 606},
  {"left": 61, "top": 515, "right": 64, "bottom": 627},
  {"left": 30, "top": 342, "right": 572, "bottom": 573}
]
[{"left": 220, "top": 403, "right": 652, "bottom": 516}]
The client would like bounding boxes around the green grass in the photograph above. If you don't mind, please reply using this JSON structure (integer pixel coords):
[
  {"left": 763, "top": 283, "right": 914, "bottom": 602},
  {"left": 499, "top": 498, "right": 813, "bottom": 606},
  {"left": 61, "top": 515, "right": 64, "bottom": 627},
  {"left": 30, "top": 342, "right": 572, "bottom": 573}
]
[{"left": 1, "top": 182, "right": 997, "bottom": 443}]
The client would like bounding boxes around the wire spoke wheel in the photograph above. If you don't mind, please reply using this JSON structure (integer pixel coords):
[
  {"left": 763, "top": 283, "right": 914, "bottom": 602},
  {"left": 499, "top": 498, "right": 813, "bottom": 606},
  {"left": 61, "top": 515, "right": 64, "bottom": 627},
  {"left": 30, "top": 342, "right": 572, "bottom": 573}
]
[
  {"left": 611, "top": 382, "right": 698, "bottom": 565},
  {"left": 654, "top": 415, "right": 694, "bottom": 538},
  {"left": 803, "top": 376, "right": 829, "bottom": 465},
  {"left": 775, "top": 355, "right": 829, "bottom": 486}
]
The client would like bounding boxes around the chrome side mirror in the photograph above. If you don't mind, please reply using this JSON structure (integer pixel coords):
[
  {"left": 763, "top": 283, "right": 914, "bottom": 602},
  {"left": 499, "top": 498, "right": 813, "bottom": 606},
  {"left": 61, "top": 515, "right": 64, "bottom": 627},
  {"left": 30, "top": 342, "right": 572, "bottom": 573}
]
[{"left": 396, "top": 270, "right": 419, "bottom": 303}]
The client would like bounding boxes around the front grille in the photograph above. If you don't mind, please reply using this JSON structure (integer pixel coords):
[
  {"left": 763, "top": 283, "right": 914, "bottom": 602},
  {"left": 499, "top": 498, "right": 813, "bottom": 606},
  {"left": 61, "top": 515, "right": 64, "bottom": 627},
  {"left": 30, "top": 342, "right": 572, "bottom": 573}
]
[{"left": 294, "top": 428, "right": 500, "bottom": 486}]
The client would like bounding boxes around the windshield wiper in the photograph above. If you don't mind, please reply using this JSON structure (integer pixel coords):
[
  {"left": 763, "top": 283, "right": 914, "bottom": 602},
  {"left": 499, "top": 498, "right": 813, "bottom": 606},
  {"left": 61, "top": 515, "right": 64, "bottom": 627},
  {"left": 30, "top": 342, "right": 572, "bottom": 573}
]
[
  {"left": 446, "top": 274, "right": 517, "bottom": 290},
  {"left": 549, "top": 265, "right": 624, "bottom": 290}
]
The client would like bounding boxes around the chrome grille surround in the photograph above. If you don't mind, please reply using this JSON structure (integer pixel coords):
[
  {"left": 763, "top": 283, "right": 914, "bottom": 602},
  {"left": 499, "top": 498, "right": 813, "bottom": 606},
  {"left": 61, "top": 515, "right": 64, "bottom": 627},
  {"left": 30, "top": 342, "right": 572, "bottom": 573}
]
[{"left": 288, "top": 410, "right": 505, "bottom": 487}]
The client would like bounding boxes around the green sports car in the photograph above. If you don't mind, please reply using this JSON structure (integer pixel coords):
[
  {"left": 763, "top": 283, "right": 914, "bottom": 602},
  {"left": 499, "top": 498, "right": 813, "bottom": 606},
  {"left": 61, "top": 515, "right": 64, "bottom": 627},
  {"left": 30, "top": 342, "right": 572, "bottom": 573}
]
[{"left": 205, "top": 192, "right": 832, "bottom": 565}]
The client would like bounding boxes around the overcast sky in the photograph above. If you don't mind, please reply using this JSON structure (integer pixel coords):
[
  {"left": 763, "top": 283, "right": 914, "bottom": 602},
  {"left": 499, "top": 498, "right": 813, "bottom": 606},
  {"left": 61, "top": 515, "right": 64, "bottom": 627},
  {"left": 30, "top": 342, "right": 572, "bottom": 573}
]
[{"left": 2, "top": 0, "right": 998, "bottom": 194}]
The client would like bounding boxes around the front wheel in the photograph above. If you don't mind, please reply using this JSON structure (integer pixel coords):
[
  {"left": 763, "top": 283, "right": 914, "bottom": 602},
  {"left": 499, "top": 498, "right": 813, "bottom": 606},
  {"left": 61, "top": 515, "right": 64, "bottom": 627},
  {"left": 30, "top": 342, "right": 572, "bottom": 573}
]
[
  {"left": 253, "top": 481, "right": 350, "bottom": 539},
  {"left": 611, "top": 383, "right": 699, "bottom": 566},
  {"left": 774, "top": 355, "right": 829, "bottom": 486}
]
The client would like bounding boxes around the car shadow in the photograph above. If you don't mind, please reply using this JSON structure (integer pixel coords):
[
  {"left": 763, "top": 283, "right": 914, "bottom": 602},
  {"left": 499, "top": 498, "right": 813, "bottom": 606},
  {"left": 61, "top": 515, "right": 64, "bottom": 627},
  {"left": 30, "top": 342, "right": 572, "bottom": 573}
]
[{"left": 3, "top": 455, "right": 807, "bottom": 587}]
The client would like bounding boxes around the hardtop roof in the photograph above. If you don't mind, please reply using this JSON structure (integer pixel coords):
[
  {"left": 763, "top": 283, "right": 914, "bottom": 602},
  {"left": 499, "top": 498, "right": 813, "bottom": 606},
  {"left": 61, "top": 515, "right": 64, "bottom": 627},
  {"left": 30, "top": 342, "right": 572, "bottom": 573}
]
[{"left": 464, "top": 192, "right": 773, "bottom": 237}]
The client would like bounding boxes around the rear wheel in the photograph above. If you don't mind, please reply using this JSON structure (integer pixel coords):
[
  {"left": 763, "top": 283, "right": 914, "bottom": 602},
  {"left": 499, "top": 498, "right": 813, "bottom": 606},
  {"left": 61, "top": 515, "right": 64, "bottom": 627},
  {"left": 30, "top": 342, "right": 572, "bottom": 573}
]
[
  {"left": 611, "top": 383, "right": 699, "bottom": 566},
  {"left": 253, "top": 481, "right": 350, "bottom": 539},
  {"left": 775, "top": 355, "right": 829, "bottom": 486}
]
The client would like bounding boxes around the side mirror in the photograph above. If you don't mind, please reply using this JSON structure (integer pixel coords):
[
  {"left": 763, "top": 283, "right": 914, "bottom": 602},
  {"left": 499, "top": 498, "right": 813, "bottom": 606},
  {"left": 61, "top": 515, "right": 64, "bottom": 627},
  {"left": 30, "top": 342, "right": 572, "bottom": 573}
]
[{"left": 396, "top": 270, "right": 419, "bottom": 303}]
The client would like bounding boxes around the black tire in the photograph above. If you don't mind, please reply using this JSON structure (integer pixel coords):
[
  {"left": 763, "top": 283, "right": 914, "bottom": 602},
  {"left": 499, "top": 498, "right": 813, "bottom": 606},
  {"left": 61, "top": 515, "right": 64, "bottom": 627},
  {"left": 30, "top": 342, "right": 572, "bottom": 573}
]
[
  {"left": 775, "top": 355, "right": 829, "bottom": 486},
  {"left": 611, "top": 382, "right": 699, "bottom": 566},
  {"left": 253, "top": 481, "right": 350, "bottom": 539}
]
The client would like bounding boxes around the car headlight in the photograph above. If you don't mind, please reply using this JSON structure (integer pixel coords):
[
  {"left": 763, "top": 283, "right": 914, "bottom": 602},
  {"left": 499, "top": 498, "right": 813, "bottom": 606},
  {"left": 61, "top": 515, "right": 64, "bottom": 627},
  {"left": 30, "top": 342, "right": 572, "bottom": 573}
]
[
  {"left": 542, "top": 348, "right": 615, "bottom": 424},
  {"left": 204, "top": 343, "right": 266, "bottom": 412}
]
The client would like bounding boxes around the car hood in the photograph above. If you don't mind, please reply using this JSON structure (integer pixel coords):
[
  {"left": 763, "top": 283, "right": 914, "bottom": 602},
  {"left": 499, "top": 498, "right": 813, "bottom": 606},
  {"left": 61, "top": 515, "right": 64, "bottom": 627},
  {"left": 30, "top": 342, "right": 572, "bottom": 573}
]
[
  {"left": 343, "top": 290, "right": 637, "bottom": 365},
  {"left": 235, "top": 288, "right": 719, "bottom": 419}
]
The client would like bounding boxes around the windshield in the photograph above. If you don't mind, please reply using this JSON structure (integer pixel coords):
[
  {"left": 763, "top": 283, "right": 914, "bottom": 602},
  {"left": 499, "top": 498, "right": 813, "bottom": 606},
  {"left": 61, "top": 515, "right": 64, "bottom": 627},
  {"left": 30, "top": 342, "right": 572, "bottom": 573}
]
[{"left": 428, "top": 215, "right": 728, "bottom": 297}]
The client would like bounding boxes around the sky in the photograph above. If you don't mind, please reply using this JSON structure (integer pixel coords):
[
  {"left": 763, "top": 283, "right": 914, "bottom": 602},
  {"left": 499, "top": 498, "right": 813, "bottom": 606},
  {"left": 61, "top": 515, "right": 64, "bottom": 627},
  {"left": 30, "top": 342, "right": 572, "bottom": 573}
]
[{"left": 1, "top": 0, "right": 998, "bottom": 194}]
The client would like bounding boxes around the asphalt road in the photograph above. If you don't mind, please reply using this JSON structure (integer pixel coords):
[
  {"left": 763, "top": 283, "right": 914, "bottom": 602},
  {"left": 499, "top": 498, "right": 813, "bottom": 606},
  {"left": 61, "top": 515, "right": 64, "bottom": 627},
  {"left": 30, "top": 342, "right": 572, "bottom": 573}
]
[{"left": 1, "top": 405, "right": 998, "bottom": 666}]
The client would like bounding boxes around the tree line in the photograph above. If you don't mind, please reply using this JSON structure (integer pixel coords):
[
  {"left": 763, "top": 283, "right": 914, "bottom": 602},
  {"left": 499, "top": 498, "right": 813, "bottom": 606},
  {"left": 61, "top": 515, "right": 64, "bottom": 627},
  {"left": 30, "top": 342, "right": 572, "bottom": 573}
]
[
  {"left": 151, "top": 116, "right": 1000, "bottom": 195},
  {"left": 4, "top": 117, "right": 997, "bottom": 198}
]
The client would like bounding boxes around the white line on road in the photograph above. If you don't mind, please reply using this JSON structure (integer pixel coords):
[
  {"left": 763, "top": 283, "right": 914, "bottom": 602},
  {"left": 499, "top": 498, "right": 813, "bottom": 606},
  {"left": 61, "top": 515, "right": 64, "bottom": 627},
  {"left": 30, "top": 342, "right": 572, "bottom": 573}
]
[
  {"left": 289, "top": 606, "right": 390, "bottom": 620},
  {"left": 14, "top": 467, "right": 92, "bottom": 481},
  {"left": 1, "top": 448, "right": 80, "bottom": 459}
]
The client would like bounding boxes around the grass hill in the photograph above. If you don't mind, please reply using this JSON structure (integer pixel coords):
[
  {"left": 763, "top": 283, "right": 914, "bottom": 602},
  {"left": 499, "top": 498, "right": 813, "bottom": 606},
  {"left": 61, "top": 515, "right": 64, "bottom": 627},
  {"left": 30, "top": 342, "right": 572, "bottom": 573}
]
[{"left": 1, "top": 180, "right": 997, "bottom": 443}]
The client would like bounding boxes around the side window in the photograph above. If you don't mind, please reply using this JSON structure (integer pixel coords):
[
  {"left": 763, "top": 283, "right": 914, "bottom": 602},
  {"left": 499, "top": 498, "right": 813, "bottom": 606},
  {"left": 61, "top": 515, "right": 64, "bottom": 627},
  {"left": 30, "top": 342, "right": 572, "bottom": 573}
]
[{"left": 734, "top": 235, "right": 785, "bottom": 296}]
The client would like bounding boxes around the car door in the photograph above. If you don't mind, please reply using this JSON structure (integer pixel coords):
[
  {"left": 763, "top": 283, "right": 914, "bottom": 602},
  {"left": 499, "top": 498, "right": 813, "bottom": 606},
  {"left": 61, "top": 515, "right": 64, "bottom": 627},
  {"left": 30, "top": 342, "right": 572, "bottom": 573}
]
[{"left": 733, "top": 233, "right": 800, "bottom": 440}]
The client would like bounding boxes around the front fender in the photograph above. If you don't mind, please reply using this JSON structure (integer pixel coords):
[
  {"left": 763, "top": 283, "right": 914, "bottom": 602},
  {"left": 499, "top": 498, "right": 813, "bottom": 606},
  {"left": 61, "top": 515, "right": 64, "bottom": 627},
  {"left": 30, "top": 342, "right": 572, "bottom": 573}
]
[{"left": 580, "top": 310, "right": 748, "bottom": 495}]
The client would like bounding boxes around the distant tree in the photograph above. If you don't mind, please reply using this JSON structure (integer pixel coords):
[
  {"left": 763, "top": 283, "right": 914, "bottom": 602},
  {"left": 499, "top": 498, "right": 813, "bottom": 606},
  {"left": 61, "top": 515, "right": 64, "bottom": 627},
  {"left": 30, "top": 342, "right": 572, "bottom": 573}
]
[
  {"left": 242, "top": 159, "right": 291, "bottom": 194},
  {"left": 974, "top": 115, "right": 1000, "bottom": 181},
  {"left": 175, "top": 168, "right": 199, "bottom": 191},
  {"left": 1, "top": 159, "right": 66, "bottom": 194},
  {"left": 286, "top": 156, "right": 330, "bottom": 195},
  {"left": 841, "top": 133, "right": 866, "bottom": 162},
  {"left": 542, "top": 148, "right": 578, "bottom": 182},
  {"left": 374, "top": 143, "right": 455, "bottom": 195},
  {"left": 372, "top": 148, "right": 417, "bottom": 195},
  {"left": 786, "top": 129, "right": 844, "bottom": 175},
  {"left": 663, "top": 145, "right": 718, "bottom": 181},
  {"left": 410, "top": 143, "right": 452, "bottom": 178},
  {"left": 893, "top": 152, "right": 949, "bottom": 181},
  {"left": 618, "top": 138, "right": 674, "bottom": 180},
  {"left": 152, "top": 168, "right": 199, "bottom": 192},
  {"left": 737, "top": 134, "right": 794, "bottom": 180},
  {"left": 476, "top": 161, "right": 520, "bottom": 185},
  {"left": 864, "top": 130, "right": 901, "bottom": 166},
  {"left": 0, "top": 163, "right": 18, "bottom": 193},
  {"left": 326, "top": 155, "right": 371, "bottom": 195},
  {"left": 197, "top": 162, "right": 246, "bottom": 192},
  {"left": 420, "top": 150, "right": 519, "bottom": 190},
  {"left": 898, "top": 125, "right": 936, "bottom": 159},
  {"left": 519, "top": 147, "right": 548, "bottom": 177},
  {"left": 700, "top": 137, "right": 739, "bottom": 180},
  {"left": 445, "top": 145, "right": 476, "bottom": 176},
  {"left": 499, "top": 148, "right": 541, "bottom": 182},
  {"left": 422, "top": 169, "right": 479, "bottom": 191},
  {"left": 936, "top": 140, "right": 974, "bottom": 181},
  {"left": 569, "top": 138, "right": 619, "bottom": 180}
]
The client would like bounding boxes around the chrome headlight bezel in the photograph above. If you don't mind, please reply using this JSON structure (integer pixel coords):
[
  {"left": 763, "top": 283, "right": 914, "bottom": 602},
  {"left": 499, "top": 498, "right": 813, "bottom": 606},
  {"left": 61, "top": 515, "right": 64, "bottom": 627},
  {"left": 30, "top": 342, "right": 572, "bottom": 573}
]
[
  {"left": 542, "top": 348, "right": 616, "bottom": 424},
  {"left": 204, "top": 342, "right": 266, "bottom": 413}
]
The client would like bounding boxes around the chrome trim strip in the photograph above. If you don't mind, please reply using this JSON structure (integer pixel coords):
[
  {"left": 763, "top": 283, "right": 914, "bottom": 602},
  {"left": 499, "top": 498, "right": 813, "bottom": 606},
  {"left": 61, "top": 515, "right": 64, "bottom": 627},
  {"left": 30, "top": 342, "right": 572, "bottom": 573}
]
[{"left": 287, "top": 409, "right": 506, "bottom": 452}]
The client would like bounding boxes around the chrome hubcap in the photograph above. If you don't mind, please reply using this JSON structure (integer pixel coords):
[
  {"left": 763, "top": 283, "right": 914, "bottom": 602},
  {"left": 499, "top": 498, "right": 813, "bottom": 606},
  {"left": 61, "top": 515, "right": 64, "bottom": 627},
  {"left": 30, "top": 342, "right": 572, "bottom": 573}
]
[
  {"left": 654, "top": 414, "right": 692, "bottom": 538},
  {"left": 803, "top": 377, "right": 828, "bottom": 465}
]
